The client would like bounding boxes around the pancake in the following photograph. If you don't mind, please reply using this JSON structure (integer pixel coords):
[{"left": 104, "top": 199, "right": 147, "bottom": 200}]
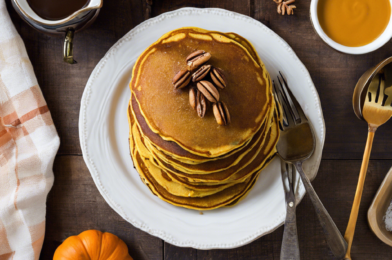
[
  {"left": 129, "top": 30, "right": 263, "bottom": 92},
  {"left": 225, "top": 32, "right": 261, "bottom": 65},
  {"left": 127, "top": 27, "right": 281, "bottom": 210},
  {"left": 129, "top": 29, "right": 270, "bottom": 163},
  {"left": 165, "top": 154, "right": 275, "bottom": 191},
  {"left": 132, "top": 123, "right": 229, "bottom": 197},
  {"left": 131, "top": 27, "right": 271, "bottom": 157},
  {"left": 130, "top": 95, "right": 254, "bottom": 163},
  {"left": 134, "top": 103, "right": 279, "bottom": 180},
  {"left": 141, "top": 100, "right": 274, "bottom": 174},
  {"left": 133, "top": 151, "right": 260, "bottom": 210},
  {"left": 150, "top": 115, "right": 278, "bottom": 183},
  {"left": 129, "top": 109, "right": 239, "bottom": 192},
  {"left": 130, "top": 104, "right": 279, "bottom": 192}
]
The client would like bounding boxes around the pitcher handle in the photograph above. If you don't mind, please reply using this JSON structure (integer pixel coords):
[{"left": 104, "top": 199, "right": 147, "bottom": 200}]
[{"left": 63, "top": 28, "right": 77, "bottom": 64}]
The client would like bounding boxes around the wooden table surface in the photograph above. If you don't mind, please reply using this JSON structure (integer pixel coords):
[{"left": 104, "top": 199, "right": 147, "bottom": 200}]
[{"left": 6, "top": 0, "right": 392, "bottom": 259}]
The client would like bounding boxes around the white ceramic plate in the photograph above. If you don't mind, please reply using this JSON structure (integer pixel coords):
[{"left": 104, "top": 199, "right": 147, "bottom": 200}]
[{"left": 79, "top": 8, "right": 325, "bottom": 249}]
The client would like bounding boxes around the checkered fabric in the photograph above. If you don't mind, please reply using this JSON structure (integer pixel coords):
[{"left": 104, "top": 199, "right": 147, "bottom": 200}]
[{"left": 0, "top": 1, "right": 60, "bottom": 259}]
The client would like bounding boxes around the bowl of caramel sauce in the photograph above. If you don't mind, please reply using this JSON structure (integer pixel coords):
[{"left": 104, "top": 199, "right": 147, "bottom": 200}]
[{"left": 310, "top": 0, "right": 392, "bottom": 54}]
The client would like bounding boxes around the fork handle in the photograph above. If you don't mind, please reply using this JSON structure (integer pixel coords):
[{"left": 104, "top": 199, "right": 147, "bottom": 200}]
[
  {"left": 294, "top": 161, "right": 348, "bottom": 259},
  {"left": 281, "top": 196, "right": 300, "bottom": 260},
  {"left": 344, "top": 126, "right": 376, "bottom": 260}
]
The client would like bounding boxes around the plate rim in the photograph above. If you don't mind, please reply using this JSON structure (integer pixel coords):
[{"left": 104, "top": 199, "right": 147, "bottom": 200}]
[{"left": 79, "top": 7, "right": 326, "bottom": 249}]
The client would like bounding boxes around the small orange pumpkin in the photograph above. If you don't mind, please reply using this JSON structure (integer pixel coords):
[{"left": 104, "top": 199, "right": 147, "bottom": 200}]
[{"left": 53, "top": 230, "right": 133, "bottom": 260}]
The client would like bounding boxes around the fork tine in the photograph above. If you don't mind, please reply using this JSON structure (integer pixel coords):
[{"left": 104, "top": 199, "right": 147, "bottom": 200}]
[
  {"left": 385, "top": 86, "right": 392, "bottom": 106},
  {"left": 378, "top": 75, "right": 385, "bottom": 105},
  {"left": 277, "top": 72, "right": 301, "bottom": 124},
  {"left": 274, "top": 104, "right": 284, "bottom": 131},
  {"left": 273, "top": 81, "right": 286, "bottom": 127},
  {"left": 368, "top": 74, "right": 380, "bottom": 103},
  {"left": 287, "top": 162, "right": 294, "bottom": 192},
  {"left": 275, "top": 77, "right": 296, "bottom": 127},
  {"left": 278, "top": 72, "right": 308, "bottom": 123},
  {"left": 272, "top": 82, "right": 282, "bottom": 119},
  {"left": 273, "top": 80, "right": 293, "bottom": 127},
  {"left": 383, "top": 67, "right": 392, "bottom": 106},
  {"left": 281, "top": 161, "right": 294, "bottom": 195},
  {"left": 281, "top": 160, "right": 288, "bottom": 191},
  {"left": 288, "top": 87, "right": 309, "bottom": 123},
  {"left": 290, "top": 163, "right": 296, "bottom": 196}
]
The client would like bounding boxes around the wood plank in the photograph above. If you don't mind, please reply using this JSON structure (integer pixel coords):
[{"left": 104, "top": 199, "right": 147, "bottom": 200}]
[
  {"left": 253, "top": 0, "right": 392, "bottom": 160},
  {"left": 165, "top": 160, "right": 392, "bottom": 260},
  {"left": 152, "top": 0, "right": 251, "bottom": 17},
  {"left": 164, "top": 245, "right": 197, "bottom": 260},
  {"left": 40, "top": 156, "right": 163, "bottom": 260}
]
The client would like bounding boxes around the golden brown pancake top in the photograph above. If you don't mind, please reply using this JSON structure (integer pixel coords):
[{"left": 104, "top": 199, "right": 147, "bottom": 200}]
[{"left": 131, "top": 28, "right": 270, "bottom": 157}]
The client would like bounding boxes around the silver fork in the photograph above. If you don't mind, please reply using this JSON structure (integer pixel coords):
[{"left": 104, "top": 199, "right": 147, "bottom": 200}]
[
  {"left": 273, "top": 72, "right": 347, "bottom": 259},
  {"left": 280, "top": 160, "right": 300, "bottom": 260}
]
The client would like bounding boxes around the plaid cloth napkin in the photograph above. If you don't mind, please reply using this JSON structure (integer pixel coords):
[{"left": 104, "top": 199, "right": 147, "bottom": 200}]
[{"left": 0, "top": 1, "right": 60, "bottom": 259}]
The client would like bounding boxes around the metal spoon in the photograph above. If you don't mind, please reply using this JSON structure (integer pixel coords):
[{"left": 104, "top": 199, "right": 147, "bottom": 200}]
[{"left": 345, "top": 60, "right": 392, "bottom": 260}]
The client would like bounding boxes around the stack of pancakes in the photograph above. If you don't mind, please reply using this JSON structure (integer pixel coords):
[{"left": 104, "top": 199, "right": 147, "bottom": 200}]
[{"left": 128, "top": 28, "right": 280, "bottom": 210}]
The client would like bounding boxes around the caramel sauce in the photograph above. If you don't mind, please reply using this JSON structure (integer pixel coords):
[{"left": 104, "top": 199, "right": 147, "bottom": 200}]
[
  {"left": 27, "top": 0, "right": 89, "bottom": 20},
  {"left": 318, "top": 0, "right": 391, "bottom": 47}
]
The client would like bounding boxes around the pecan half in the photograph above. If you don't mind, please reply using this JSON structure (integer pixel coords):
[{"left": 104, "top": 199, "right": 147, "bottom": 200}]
[
  {"left": 196, "top": 90, "right": 207, "bottom": 118},
  {"left": 189, "top": 87, "right": 208, "bottom": 118},
  {"left": 189, "top": 87, "right": 197, "bottom": 110},
  {"left": 213, "top": 101, "right": 231, "bottom": 125},
  {"left": 210, "top": 67, "right": 227, "bottom": 89},
  {"left": 192, "top": 64, "right": 211, "bottom": 82},
  {"left": 186, "top": 50, "right": 211, "bottom": 71},
  {"left": 172, "top": 69, "right": 191, "bottom": 89},
  {"left": 197, "top": 81, "right": 219, "bottom": 103}
]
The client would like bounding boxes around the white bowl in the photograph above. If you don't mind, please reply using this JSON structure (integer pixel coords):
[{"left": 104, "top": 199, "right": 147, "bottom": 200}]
[{"left": 310, "top": 0, "right": 392, "bottom": 54}]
